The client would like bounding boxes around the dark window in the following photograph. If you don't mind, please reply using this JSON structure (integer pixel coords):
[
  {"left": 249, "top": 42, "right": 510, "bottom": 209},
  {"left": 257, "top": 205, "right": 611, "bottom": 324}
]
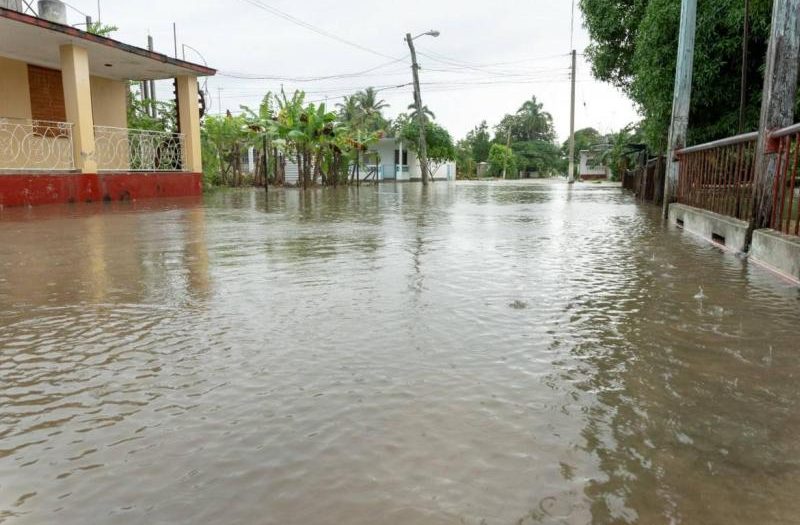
[{"left": 394, "top": 149, "right": 408, "bottom": 165}]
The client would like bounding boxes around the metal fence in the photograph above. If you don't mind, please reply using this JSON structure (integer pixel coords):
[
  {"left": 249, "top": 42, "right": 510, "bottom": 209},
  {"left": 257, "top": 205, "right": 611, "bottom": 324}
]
[
  {"left": 621, "top": 156, "right": 665, "bottom": 205},
  {"left": 675, "top": 132, "right": 758, "bottom": 222},
  {"left": 0, "top": 117, "right": 75, "bottom": 171},
  {"left": 94, "top": 126, "right": 185, "bottom": 172},
  {"left": 767, "top": 123, "right": 800, "bottom": 235}
]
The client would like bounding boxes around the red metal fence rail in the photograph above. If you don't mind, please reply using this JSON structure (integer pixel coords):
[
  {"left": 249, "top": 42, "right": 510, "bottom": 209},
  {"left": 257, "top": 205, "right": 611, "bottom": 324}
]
[
  {"left": 675, "top": 132, "right": 759, "bottom": 222},
  {"left": 767, "top": 123, "right": 800, "bottom": 235}
]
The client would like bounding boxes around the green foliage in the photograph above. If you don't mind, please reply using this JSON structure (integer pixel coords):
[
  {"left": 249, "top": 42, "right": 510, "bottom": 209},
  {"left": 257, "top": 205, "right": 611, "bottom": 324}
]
[
  {"left": 455, "top": 140, "right": 477, "bottom": 179},
  {"left": 398, "top": 117, "right": 455, "bottom": 176},
  {"left": 511, "top": 140, "right": 562, "bottom": 177},
  {"left": 126, "top": 83, "right": 177, "bottom": 132},
  {"left": 196, "top": 86, "right": 456, "bottom": 188},
  {"left": 455, "top": 121, "right": 490, "bottom": 178},
  {"left": 336, "top": 87, "right": 390, "bottom": 133},
  {"left": 488, "top": 144, "right": 517, "bottom": 178},
  {"left": 86, "top": 22, "right": 119, "bottom": 37},
  {"left": 495, "top": 96, "right": 556, "bottom": 143},
  {"left": 407, "top": 103, "right": 436, "bottom": 122},
  {"left": 456, "top": 95, "right": 562, "bottom": 178},
  {"left": 581, "top": 0, "right": 775, "bottom": 150},
  {"left": 201, "top": 113, "right": 248, "bottom": 186},
  {"left": 599, "top": 124, "right": 644, "bottom": 180}
]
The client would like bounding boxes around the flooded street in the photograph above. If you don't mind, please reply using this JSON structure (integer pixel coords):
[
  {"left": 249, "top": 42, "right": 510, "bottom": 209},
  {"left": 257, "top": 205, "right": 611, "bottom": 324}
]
[{"left": 2, "top": 180, "right": 799, "bottom": 524}]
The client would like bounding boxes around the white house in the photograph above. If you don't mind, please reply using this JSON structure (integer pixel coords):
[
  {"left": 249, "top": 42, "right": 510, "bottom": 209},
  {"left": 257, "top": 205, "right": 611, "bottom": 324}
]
[
  {"left": 579, "top": 149, "right": 610, "bottom": 181},
  {"left": 367, "top": 137, "right": 456, "bottom": 182}
]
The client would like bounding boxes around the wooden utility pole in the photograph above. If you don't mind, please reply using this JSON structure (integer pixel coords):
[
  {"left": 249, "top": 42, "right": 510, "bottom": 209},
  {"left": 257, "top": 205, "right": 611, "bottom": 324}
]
[
  {"left": 662, "top": 0, "right": 697, "bottom": 218},
  {"left": 567, "top": 50, "right": 577, "bottom": 183},
  {"left": 751, "top": 0, "right": 800, "bottom": 231},
  {"left": 406, "top": 33, "right": 430, "bottom": 186}
]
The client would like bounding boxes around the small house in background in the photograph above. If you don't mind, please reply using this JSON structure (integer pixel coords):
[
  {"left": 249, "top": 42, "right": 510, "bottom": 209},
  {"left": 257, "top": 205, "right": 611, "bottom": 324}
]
[
  {"left": 367, "top": 137, "right": 455, "bottom": 182},
  {"left": 0, "top": 1, "right": 215, "bottom": 207},
  {"left": 579, "top": 149, "right": 610, "bottom": 181},
  {"left": 476, "top": 162, "right": 490, "bottom": 178}
]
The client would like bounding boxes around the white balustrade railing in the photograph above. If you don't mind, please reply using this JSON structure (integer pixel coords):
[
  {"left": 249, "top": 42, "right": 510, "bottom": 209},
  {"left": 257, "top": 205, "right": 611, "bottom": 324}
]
[
  {"left": 0, "top": 118, "right": 75, "bottom": 171},
  {"left": 94, "top": 126, "right": 186, "bottom": 172}
]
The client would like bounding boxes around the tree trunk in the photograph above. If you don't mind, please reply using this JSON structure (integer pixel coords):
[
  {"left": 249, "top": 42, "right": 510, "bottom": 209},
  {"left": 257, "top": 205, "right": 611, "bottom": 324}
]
[
  {"left": 297, "top": 152, "right": 304, "bottom": 189},
  {"left": 278, "top": 152, "right": 285, "bottom": 185}
]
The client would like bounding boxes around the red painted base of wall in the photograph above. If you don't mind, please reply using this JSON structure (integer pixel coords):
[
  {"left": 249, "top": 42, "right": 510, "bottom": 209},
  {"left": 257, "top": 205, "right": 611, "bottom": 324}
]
[{"left": 0, "top": 172, "right": 202, "bottom": 208}]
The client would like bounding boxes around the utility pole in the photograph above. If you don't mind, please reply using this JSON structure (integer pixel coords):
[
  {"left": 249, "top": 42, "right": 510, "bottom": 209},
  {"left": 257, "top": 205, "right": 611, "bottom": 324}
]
[
  {"left": 567, "top": 49, "right": 577, "bottom": 183},
  {"left": 738, "top": 0, "right": 750, "bottom": 133},
  {"left": 173, "top": 22, "right": 178, "bottom": 59},
  {"left": 662, "top": 0, "right": 697, "bottom": 218},
  {"left": 147, "top": 35, "right": 157, "bottom": 118},
  {"left": 406, "top": 33, "right": 430, "bottom": 186},
  {"left": 751, "top": 0, "right": 800, "bottom": 232}
]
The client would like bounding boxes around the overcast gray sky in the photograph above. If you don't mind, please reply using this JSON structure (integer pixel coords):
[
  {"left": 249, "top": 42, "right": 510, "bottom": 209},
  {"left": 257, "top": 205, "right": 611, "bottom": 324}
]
[{"left": 67, "top": 0, "right": 640, "bottom": 142}]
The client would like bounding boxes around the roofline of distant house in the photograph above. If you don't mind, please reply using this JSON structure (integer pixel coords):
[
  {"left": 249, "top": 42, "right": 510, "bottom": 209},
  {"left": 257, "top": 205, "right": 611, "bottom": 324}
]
[{"left": 0, "top": 7, "right": 217, "bottom": 77}]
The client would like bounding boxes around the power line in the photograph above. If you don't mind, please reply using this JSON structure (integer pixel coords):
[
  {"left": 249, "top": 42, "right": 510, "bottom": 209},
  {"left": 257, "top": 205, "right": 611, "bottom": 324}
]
[
  {"left": 219, "top": 56, "right": 408, "bottom": 81},
  {"left": 417, "top": 51, "right": 570, "bottom": 77},
  {"left": 238, "top": 0, "right": 400, "bottom": 61}
]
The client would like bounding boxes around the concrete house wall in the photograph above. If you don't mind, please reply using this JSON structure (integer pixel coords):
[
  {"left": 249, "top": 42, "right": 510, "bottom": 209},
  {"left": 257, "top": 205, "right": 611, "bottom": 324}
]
[
  {"left": 1, "top": 54, "right": 130, "bottom": 171},
  {"left": 0, "top": 56, "right": 32, "bottom": 119}
]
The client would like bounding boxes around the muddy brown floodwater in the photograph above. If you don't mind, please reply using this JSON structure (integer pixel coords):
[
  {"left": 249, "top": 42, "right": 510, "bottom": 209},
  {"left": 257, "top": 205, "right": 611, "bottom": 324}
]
[{"left": 1, "top": 181, "right": 799, "bottom": 525}]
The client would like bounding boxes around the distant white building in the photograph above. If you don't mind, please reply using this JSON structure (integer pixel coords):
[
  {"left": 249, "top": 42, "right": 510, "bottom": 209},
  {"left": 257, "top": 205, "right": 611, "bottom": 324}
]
[
  {"left": 579, "top": 149, "right": 610, "bottom": 180},
  {"left": 367, "top": 137, "right": 456, "bottom": 182}
]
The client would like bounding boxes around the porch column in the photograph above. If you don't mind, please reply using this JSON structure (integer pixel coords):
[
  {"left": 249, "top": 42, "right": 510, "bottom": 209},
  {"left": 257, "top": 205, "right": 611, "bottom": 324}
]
[
  {"left": 176, "top": 75, "right": 202, "bottom": 173},
  {"left": 59, "top": 44, "right": 97, "bottom": 173},
  {"left": 398, "top": 141, "right": 403, "bottom": 179}
]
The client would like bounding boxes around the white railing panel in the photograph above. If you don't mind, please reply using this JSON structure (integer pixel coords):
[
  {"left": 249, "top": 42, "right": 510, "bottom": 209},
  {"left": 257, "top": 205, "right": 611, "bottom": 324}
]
[
  {"left": 94, "top": 126, "right": 186, "bottom": 172},
  {"left": 0, "top": 118, "right": 75, "bottom": 171}
]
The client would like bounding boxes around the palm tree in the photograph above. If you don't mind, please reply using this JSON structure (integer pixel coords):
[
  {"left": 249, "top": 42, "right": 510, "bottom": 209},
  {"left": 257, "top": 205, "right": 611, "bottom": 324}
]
[
  {"left": 357, "top": 87, "right": 389, "bottom": 117},
  {"left": 515, "top": 96, "right": 554, "bottom": 142},
  {"left": 407, "top": 102, "right": 435, "bottom": 122},
  {"left": 336, "top": 95, "right": 362, "bottom": 127}
]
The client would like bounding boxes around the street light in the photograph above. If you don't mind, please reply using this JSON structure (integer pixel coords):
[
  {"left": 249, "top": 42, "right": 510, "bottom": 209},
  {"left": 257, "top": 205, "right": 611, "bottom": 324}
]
[
  {"left": 405, "top": 29, "right": 440, "bottom": 186},
  {"left": 412, "top": 30, "right": 440, "bottom": 40}
]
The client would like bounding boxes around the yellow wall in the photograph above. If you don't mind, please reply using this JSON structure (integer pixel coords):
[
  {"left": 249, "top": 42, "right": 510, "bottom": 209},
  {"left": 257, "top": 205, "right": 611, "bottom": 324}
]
[
  {"left": 0, "top": 56, "right": 33, "bottom": 120},
  {"left": 90, "top": 76, "right": 127, "bottom": 128}
]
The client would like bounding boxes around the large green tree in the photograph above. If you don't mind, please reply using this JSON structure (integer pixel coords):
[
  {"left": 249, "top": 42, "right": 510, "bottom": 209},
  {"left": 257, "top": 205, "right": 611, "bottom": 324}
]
[
  {"left": 398, "top": 117, "right": 455, "bottom": 178},
  {"left": 487, "top": 144, "right": 517, "bottom": 178},
  {"left": 580, "top": 0, "right": 775, "bottom": 150},
  {"left": 494, "top": 95, "right": 561, "bottom": 175}
]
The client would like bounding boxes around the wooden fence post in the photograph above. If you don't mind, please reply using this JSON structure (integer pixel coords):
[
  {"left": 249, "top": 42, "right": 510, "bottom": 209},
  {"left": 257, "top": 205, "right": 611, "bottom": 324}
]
[{"left": 752, "top": 0, "right": 800, "bottom": 233}]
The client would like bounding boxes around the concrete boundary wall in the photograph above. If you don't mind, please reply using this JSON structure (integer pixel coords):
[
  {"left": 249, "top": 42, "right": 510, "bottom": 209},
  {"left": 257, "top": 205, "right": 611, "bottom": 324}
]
[
  {"left": 668, "top": 203, "right": 800, "bottom": 285},
  {"left": 668, "top": 203, "right": 749, "bottom": 253},
  {"left": 750, "top": 229, "right": 800, "bottom": 283}
]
